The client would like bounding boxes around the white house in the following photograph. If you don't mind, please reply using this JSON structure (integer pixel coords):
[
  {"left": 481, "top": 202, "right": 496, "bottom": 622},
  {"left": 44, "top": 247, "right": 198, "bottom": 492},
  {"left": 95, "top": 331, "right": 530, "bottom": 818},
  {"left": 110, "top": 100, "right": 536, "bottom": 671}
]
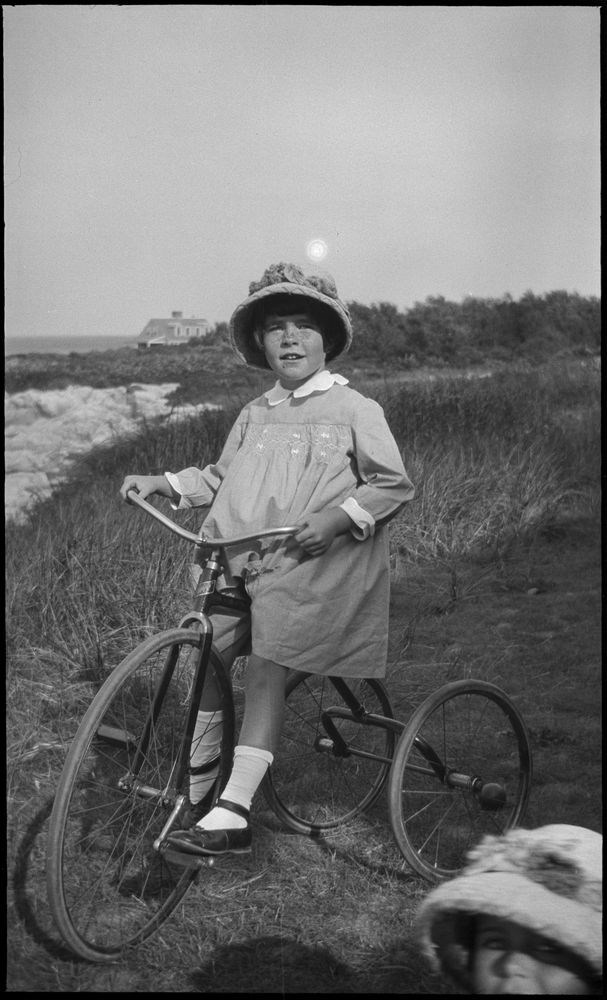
[{"left": 137, "top": 311, "right": 212, "bottom": 349}]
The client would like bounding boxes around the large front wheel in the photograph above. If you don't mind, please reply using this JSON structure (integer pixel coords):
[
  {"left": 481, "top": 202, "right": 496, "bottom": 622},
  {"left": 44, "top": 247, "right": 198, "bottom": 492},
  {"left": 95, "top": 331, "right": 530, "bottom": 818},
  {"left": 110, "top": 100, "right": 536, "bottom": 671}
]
[
  {"left": 264, "top": 674, "right": 396, "bottom": 834},
  {"left": 46, "top": 628, "right": 235, "bottom": 962},
  {"left": 388, "top": 680, "right": 532, "bottom": 882}
]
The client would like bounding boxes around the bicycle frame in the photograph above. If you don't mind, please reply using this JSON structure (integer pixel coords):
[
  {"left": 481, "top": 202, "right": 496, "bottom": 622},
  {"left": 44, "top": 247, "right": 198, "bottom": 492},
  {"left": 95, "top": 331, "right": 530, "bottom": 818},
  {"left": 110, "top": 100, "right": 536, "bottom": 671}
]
[
  {"left": 317, "top": 678, "right": 484, "bottom": 789},
  {"left": 316, "top": 676, "right": 404, "bottom": 766}
]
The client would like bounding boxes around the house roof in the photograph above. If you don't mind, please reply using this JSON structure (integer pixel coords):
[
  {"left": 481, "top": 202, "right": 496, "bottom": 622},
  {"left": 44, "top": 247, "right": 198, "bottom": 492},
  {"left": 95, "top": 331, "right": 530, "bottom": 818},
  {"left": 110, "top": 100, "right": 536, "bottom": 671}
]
[{"left": 137, "top": 316, "right": 211, "bottom": 340}]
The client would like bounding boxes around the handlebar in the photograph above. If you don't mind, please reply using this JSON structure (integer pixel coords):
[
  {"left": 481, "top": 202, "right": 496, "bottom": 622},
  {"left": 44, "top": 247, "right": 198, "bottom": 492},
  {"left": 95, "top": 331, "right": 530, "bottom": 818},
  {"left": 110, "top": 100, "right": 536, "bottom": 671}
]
[{"left": 126, "top": 489, "right": 300, "bottom": 548}]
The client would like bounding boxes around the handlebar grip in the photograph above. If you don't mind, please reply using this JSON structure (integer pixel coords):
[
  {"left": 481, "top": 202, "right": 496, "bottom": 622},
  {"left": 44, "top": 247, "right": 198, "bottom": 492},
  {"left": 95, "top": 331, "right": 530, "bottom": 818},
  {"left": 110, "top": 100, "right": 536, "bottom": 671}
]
[{"left": 126, "top": 489, "right": 204, "bottom": 543}]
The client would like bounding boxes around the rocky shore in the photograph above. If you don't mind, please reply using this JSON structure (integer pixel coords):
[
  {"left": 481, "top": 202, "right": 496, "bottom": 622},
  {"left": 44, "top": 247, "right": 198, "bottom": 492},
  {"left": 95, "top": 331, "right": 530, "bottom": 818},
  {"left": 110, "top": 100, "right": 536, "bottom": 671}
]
[{"left": 5, "top": 382, "right": 220, "bottom": 524}]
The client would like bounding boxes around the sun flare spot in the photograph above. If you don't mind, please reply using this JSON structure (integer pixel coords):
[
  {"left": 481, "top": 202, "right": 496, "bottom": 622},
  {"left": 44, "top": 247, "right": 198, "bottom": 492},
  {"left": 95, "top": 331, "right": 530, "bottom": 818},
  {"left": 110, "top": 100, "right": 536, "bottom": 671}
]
[{"left": 306, "top": 239, "right": 328, "bottom": 262}]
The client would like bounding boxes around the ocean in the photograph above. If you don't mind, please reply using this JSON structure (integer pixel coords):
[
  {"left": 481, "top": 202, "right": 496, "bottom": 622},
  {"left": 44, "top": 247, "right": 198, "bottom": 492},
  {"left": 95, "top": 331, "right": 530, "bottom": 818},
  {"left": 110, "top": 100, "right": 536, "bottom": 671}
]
[{"left": 4, "top": 335, "right": 138, "bottom": 356}]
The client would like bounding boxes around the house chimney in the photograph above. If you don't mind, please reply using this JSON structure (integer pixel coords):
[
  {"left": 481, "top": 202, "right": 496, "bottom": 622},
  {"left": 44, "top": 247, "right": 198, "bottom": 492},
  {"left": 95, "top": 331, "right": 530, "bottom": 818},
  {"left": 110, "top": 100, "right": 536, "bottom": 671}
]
[{"left": 171, "top": 311, "right": 183, "bottom": 318}]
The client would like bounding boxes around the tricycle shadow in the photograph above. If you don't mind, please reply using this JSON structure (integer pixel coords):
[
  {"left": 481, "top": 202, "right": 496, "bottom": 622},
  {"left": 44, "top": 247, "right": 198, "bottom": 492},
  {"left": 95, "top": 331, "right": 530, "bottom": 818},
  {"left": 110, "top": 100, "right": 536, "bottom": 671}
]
[
  {"left": 188, "top": 932, "right": 449, "bottom": 994},
  {"left": 10, "top": 796, "right": 78, "bottom": 963}
]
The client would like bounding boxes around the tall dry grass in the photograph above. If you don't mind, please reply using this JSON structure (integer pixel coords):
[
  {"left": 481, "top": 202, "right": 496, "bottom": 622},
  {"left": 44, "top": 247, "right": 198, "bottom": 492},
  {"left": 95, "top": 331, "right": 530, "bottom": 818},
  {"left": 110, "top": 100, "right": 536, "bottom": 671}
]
[{"left": 375, "top": 361, "right": 600, "bottom": 567}]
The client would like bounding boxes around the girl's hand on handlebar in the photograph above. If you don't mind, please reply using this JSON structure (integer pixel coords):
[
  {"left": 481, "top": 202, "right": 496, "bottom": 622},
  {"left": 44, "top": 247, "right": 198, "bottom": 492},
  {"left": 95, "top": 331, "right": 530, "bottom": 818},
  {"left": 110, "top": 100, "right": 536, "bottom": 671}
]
[
  {"left": 119, "top": 474, "right": 172, "bottom": 503},
  {"left": 294, "top": 508, "right": 351, "bottom": 557}
]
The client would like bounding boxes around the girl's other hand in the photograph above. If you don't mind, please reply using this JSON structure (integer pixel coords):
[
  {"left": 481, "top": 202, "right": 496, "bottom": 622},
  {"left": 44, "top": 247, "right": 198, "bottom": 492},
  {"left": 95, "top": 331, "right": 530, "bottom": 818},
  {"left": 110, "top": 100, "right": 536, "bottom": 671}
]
[
  {"left": 294, "top": 508, "right": 351, "bottom": 556},
  {"left": 119, "top": 474, "right": 171, "bottom": 502}
]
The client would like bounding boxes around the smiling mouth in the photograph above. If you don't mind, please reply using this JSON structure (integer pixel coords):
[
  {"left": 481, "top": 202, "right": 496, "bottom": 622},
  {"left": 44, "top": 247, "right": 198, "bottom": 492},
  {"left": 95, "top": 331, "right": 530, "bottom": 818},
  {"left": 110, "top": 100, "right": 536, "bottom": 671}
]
[{"left": 280, "top": 353, "right": 304, "bottom": 360}]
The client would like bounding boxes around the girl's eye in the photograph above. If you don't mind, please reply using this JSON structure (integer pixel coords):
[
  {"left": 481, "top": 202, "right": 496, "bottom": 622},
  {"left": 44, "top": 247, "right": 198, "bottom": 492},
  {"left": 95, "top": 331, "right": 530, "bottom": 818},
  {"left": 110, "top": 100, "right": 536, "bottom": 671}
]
[
  {"left": 262, "top": 318, "right": 321, "bottom": 337},
  {"left": 534, "top": 942, "right": 560, "bottom": 955},
  {"left": 293, "top": 323, "right": 321, "bottom": 335},
  {"left": 531, "top": 943, "right": 568, "bottom": 968},
  {"left": 476, "top": 929, "right": 507, "bottom": 951},
  {"left": 481, "top": 936, "right": 505, "bottom": 950}
]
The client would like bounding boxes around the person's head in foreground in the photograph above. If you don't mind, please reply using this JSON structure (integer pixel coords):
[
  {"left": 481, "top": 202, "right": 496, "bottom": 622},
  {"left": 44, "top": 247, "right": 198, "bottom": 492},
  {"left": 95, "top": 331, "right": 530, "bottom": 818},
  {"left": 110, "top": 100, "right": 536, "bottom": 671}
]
[
  {"left": 229, "top": 261, "right": 352, "bottom": 387},
  {"left": 415, "top": 824, "right": 602, "bottom": 995}
]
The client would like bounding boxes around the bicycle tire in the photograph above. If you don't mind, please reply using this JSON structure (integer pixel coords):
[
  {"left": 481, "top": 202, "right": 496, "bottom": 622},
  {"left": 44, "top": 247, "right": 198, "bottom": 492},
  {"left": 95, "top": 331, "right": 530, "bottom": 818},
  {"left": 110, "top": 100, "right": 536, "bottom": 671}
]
[
  {"left": 388, "top": 679, "right": 532, "bottom": 883},
  {"left": 263, "top": 674, "right": 396, "bottom": 834},
  {"left": 46, "top": 628, "right": 235, "bottom": 963}
]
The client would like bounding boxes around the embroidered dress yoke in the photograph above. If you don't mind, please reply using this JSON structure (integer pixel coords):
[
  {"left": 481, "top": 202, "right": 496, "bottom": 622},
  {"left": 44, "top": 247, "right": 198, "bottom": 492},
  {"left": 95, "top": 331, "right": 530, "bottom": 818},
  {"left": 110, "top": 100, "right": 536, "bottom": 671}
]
[{"left": 166, "top": 371, "right": 414, "bottom": 677}]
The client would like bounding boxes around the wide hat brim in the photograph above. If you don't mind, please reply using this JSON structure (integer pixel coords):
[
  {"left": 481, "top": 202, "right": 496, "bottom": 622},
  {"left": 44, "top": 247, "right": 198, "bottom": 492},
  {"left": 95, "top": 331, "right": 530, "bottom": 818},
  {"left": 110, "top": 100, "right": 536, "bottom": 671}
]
[
  {"left": 229, "top": 281, "right": 352, "bottom": 371},
  {"left": 415, "top": 870, "right": 603, "bottom": 990}
]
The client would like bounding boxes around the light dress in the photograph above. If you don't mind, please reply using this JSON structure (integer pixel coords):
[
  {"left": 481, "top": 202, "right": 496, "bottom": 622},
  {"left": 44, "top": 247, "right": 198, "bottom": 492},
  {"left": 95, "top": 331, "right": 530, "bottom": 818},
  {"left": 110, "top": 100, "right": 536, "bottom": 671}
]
[{"left": 166, "top": 370, "right": 414, "bottom": 677}]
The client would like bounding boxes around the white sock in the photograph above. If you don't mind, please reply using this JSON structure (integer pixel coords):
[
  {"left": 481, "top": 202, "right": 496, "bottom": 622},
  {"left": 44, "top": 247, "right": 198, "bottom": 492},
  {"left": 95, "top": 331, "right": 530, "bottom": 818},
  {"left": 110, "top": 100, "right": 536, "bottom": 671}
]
[
  {"left": 189, "top": 710, "right": 223, "bottom": 805},
  {"left": 196, "top": 745, "right": 273, "bottom": 830}
]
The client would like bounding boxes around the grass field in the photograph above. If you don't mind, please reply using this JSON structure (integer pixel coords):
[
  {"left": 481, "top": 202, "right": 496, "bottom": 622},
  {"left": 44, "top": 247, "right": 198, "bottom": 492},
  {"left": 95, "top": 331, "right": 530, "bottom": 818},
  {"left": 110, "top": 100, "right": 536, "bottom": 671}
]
[{"left": 5, "top": 357, "right": 601, "bottom": 992}]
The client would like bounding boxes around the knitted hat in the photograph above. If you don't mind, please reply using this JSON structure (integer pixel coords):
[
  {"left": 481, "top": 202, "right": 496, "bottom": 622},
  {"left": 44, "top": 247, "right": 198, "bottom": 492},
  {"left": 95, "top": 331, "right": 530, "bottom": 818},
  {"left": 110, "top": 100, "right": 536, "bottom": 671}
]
[
  {"left": 229, "top": 262, "right": 352, "bottom": 370},
  {"left": 415, "top": 824, "right": 602, "bottom": 991}
]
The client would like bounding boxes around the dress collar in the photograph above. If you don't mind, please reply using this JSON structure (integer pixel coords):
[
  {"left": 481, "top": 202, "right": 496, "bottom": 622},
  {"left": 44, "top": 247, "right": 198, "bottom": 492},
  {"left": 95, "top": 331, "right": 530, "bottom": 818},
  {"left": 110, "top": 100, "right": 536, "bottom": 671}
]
[{"left": 264, "top": 370, "right": 349, "bottom": 406}]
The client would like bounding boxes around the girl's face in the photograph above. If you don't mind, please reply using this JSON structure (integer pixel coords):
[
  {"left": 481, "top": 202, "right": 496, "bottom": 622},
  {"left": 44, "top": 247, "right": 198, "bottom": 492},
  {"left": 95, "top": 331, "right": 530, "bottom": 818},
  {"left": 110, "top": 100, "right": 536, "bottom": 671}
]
[
  {"left": 471, "top": 916, "right": 596, "bottom": 995},
  {"left": 261, "top": 310, "right": 327, "bottom": 388}
]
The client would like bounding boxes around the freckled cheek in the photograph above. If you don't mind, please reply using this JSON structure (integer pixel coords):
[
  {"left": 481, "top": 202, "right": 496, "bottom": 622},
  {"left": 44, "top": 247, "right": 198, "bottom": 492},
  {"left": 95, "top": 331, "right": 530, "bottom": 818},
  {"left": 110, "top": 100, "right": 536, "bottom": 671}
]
[{"left": 263, "top": 344, "right": 282, "bottom": 368}]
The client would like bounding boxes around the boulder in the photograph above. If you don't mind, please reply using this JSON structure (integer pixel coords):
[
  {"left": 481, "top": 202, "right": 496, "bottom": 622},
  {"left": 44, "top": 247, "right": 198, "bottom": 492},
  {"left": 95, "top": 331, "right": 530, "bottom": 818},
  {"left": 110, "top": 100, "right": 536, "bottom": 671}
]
[{"left": 5, "top": 383, "right": 221, "bottom": 524}]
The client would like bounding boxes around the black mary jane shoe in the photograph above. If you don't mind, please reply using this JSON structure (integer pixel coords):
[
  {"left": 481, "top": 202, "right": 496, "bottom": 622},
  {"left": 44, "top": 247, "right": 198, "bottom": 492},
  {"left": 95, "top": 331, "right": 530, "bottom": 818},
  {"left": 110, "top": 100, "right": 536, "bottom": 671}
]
[
  {"left": 165, "top": 799, "right": 252, "bottom": 860},
  {"left": 180, "top": 784, "right": 216, "bottom": 830}
]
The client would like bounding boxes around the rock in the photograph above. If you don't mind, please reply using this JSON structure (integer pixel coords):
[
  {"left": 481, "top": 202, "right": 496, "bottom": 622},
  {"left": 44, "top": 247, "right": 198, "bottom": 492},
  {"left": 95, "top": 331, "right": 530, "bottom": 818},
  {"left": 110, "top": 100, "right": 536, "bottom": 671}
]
[
  {"left": 4, "top": 383, "right": 221, "bottom": 524},
  {"left": 5, "top": 471, "right": 53, "bottom": 518}
]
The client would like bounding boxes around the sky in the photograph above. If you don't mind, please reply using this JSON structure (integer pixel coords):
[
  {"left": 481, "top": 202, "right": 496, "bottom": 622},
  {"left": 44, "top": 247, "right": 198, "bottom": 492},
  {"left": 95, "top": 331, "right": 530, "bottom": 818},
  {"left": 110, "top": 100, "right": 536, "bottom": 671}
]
[{"left": 3, "top": 5, "right": 601, "bottom": 341}]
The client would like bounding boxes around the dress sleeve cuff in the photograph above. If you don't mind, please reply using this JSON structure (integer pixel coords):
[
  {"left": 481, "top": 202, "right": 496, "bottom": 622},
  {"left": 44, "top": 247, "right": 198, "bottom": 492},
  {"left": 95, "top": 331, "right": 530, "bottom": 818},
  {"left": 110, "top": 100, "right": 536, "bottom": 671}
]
[
  {"left": 339, "top": 496, "right": 376, "bottom": 540},
  {"left": 164, "top": 471, "right": 191, "bottom": 510}
]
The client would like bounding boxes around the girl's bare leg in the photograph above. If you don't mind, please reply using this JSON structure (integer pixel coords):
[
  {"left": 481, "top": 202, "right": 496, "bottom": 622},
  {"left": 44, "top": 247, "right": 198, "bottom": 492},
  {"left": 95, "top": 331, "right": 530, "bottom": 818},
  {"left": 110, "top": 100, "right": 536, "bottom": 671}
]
[
  {"left": 196, "top": 654, "right": 288, "bottom": 830},
  {"left": 239, "top": 654, "right": 289, "bottom": 753}
]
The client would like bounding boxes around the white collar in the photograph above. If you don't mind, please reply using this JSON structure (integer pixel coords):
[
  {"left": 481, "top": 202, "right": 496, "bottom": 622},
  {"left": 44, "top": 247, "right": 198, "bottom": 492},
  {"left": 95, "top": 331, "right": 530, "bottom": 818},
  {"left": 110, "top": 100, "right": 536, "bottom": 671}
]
[{"left": 264, "top": 370, "right": 349, "bottom": 406}]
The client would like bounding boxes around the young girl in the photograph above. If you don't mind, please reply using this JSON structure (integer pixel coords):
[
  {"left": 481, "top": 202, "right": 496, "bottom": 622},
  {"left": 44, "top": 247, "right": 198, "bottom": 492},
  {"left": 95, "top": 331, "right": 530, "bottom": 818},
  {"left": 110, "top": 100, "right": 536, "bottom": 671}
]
[
  {"left": 415, "top": 823, "right": 603, "bottom": 995},
  {"left": 120, "top": 262, "right": 415, "bottom": 861}
]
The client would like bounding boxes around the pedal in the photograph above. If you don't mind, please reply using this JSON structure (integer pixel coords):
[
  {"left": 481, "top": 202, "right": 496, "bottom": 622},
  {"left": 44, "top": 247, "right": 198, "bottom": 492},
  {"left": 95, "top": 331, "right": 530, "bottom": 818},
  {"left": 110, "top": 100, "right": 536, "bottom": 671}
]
[
  {"left": 477, "top": 782, "right": 507, "bottom": 810},
  {"left": 160, "top": 845, "right": 215, "bottom": 869}
]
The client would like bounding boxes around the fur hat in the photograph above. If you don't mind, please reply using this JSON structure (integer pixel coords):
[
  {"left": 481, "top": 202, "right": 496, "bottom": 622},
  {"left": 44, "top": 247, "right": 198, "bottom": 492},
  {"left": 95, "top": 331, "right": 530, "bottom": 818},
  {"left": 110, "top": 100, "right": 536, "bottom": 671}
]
[
  {"left": 415, "top": 824, "right": 603, "bottom": 991},
  {"left": 229, "top": 262, "right": 352, "bottom": 370}
]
